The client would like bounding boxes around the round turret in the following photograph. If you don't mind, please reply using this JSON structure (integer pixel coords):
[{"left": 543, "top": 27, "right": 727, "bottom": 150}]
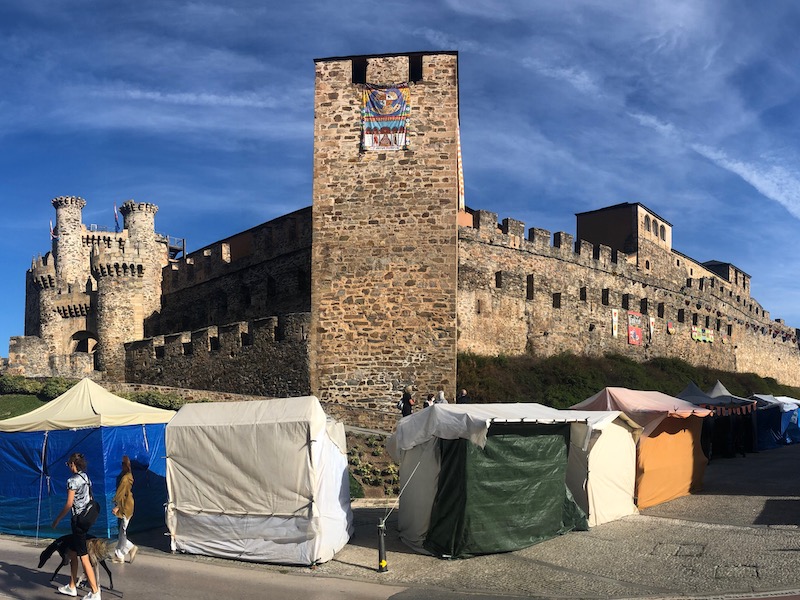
[{"left": 51, "top": 196, "right": 87, "bottom": 285}]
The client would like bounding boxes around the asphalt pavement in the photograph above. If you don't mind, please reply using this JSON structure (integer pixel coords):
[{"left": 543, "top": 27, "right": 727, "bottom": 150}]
[{"left": 3, "top": 442, "right": 800, "bottom": 599}]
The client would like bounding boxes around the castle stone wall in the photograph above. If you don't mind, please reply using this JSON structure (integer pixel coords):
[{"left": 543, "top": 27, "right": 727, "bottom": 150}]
[
  {"left": 457, "top": 211, "right": 800, "bottom": 385},
  {"left": 310, "top": 52, "right": 460, "bottom": 405},
  {"left": 147, "top": 208, "right": 311, "bottom": 336},
  {"left": 125, "top": 313, "right": 311, "bottom": 398}
]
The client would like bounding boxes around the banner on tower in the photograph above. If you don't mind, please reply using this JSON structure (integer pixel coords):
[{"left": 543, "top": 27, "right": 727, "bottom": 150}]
[{"left": 361, "top": 84, "right": 410, "bottom": 151}]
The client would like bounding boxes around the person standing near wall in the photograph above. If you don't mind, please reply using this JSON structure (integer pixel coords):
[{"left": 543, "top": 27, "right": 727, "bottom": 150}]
[
  {"left": 434, "top": 390, "right": 448, "bottom": 404},
  {"left": 457, "top": 389, "right": 471, "bottom": 404},
  {"left": 112, "top": 455, "right": 138, "bottom": 564},
  {"left": 399, "top": 386, "right": 415, "bottom": 417}
]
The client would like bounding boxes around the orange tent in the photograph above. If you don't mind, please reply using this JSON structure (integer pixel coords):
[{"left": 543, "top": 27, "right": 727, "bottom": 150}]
[{"left": 572, "top": 387, "right": 712, "bottom": 509}]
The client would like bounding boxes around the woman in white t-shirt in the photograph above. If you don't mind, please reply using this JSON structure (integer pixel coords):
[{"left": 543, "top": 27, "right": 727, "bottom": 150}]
[{"left": 52, "top": 452, "right": 102, "bottom": 599}]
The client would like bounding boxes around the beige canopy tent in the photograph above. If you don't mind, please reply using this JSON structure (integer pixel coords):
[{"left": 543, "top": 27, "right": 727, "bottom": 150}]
[
  {"left": 0, "top": 378, "right": 175, "bottom": 537},
  {"left": 0, "top": 377, "right": 176, "bottom": 432},
  {"left": 572, "top": 388, "right": 711, "bottom": 509},
  {"left": 165, "top": 397, "right": 352, "bottom": 565}
]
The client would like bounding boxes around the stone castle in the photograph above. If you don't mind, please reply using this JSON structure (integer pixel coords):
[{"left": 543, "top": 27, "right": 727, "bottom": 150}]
[{"left": 6, "top": 51, "right": 800, "bottom": 418}]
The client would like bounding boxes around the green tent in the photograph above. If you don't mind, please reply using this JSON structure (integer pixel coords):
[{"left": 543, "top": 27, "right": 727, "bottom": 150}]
[{"left": 387, "top": 404, "right": 590, "bottom": 558}]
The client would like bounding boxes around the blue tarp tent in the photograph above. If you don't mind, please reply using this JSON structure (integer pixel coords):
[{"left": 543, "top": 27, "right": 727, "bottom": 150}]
[
  {"left": 752, "top": 394, "right": 800, "bottom": 446},
  {"left": 0, "top": 379, "right": 175, "bottom": 539}
]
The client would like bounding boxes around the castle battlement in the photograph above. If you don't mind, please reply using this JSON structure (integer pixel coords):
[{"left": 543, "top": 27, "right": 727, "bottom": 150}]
[
  {"left": 52, "top": 196, "right": 86, "bottom": 210},
  {"left": 119, "top": 200, "right": 158, "bottom": 216},
  {"left": 161, "top": 207, "right": 312, "bottom": 294},
  {"left": 462, "top": 209, "right": 636, "bottom": 279}
]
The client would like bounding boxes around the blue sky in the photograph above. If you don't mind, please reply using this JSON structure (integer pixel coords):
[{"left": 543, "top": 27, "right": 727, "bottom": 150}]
[{"left": 3, "top": 0, "right": 800, "bottom": 355}]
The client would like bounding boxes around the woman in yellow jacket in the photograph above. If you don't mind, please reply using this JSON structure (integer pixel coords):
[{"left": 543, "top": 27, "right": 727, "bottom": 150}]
[{"left": 111, "top": 456, "right": 138, "bottom": 563}]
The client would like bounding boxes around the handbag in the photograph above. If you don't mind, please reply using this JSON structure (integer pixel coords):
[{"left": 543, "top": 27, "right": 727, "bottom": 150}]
[{"left": 76, "top": 473, "right": 101, "bottom": 528}]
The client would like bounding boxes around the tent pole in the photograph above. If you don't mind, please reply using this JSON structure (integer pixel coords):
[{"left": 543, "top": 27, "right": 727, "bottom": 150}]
[
  {"left": 375, "top": 459, "right": 422, "bottom": 573},
  {"left": 35, "top": 431, "right": 49, "bottom": 546}
]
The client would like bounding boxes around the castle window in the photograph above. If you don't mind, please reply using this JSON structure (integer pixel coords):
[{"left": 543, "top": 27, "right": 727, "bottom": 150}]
[
  {"left": 210, "top": 337, "right": 220, "bottom": 352},
  {"left": 652, "top": 219, "right": 659, "bottom": 235},
  {"left": 552, "top": 293, "right": 561, "bottom": 309},
  {"left": 352, "top": 57, "right": 367, "bottom": 84},
  {"left": 705, "top": 316, "right": 710, "bottom": 328},
  {"left": 409, "top": 54, "right": 423, "bottom": 82},
  {"left": 476, "top": 299, "right": 482, "bottom": 314},
  {"left": 657, "top": 303, "right": 665, "bottom": 318},
  {"left": 692, "top": 313, "right": 698, "bottom": 326},
  {"left": 678, "top": 309, "right": 685, "bottom": 323},
  {"left": 686, "top": 278, "right": 692, "bottom": 288},
  {"left": 622, "top": 294, "right": 630, "bottom": 310},
  {"left": 182, "top": 342, "right": 193, "bottom": 356},
  {"left": 297, "top": 269, "right": 310, "bottom": 294},
  {"left": 645, "top": 260, "right": 650, "bottom": 270},
  {"left": 676, "top": 259, "right": 681, "bottom": 267},
  {"left": 644, "top": 215, "right": 651, "bottom": 232},
  {"left": 526, "top": 275, "right": 534, "bottom": 300},
  {"left": 699, "top": 278, "right": 704, "bottom": 291},
  {"left": 601, "top": 288, "right": 609, "bottom": 306},
  {"left": 580, "top": 286, "right": 587, "bottom": 302},
  {"left": 736, "top": 295, "right": 741, "bottom": 303},
  {"left": 690, "top": 268, "right": 693, "bottom": 276},
  {"left": 727, "top": 324, "right": 733, "bottom": 336},
  {"left": 241, "top": 332, "right": 253, "bottom": 347},
  {"left": 267, "top": 275, "right": 278, "bottom": 297},
  {"left": 640, "top": 298, "right": 648, "bottom": 314},
  {"left": 716, "top": 319, "right": 722, "bottom": 331},
  {"left": 155, "top": 346, "right": 165, "bottom": 359},
  {"left": 495, "top": 271, "right": 503, "bottom": 288},
  {"left": 660, "top": 225, "right": 666, "bottom": 240}
]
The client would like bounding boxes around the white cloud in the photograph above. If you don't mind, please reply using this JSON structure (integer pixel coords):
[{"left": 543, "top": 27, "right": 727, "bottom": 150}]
[{"left": 691, "top": 144, "right": 800, "bottom": 220}]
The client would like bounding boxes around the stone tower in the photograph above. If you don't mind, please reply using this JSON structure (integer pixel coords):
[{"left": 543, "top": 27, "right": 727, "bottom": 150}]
[
  {"left": 52, "top": 196, "right": 89, "bottom": 286},
  {"left": 92, "top": 201, "right": 166, "bottom": 380},
  {"left": 310, "top": 51, "right": 460, "bottom": 404}
]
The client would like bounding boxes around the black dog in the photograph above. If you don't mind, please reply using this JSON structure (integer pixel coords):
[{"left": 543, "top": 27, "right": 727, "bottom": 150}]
[{"left": 38, "top": 534, "right": 114, "bottom": 590}]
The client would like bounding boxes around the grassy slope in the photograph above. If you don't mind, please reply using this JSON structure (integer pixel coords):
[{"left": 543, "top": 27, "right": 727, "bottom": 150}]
[
  {"left": 456, "top": 352, "right": 800, "bottom": 408},
  {"left": 0, "top": 394, "right": 45, "bottom": 420}
]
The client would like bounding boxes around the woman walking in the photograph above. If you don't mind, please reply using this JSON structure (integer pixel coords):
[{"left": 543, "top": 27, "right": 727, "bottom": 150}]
[
  {"left": 51, "top": 452, "right": 102, "bottom": 599},
  {"left": 112, "top": 455, "right": 138, "bottom": 564}
]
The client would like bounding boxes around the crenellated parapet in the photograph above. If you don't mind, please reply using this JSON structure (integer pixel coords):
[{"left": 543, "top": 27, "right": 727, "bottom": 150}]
[
  {"left": 52, "top": 195, "right": 86, "bottom": 210},
  {"left": 30, "top": 253, "right": 57, "bottom": 289},
  {"left": 461, "top": 209, "right": 636, "bottom": 279},
  {"left": 90, "top": 245, "right": 146, "bottom": 279},
  {"left": 125, "top": 313, "right": 311, "bottom": 397},
  {"left": 119, "top": 200, "right": 158, "bottom": 217},
  {"left": 161, "top": 207, "right": 312, "bottom": 294}
]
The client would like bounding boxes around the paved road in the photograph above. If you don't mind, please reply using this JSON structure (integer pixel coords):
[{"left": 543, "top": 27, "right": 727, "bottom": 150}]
[{"left": 2, "top": 443, "right": 800, "bottom": 599}]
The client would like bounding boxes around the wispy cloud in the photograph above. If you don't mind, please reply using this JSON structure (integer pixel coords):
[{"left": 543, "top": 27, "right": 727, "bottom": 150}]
[{"left": 691, "top": 144, "right": 800, "bottom": 220}]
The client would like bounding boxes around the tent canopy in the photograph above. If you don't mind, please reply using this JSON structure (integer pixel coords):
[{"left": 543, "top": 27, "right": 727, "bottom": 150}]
[
  {"left": 386, "top": 402, "right": 638, "bottom": 459},
  {"left": 0, "top": 378, "right": 175, "bottom": 432},
  {"left": 572, "top": 387, "right": 710, "bottom": 437}
]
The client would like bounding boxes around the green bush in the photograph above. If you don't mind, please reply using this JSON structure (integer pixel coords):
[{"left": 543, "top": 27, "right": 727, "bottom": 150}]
[
  {"left": 38, "top": 378, "right": 78, "bottom": 401},
  {"left": 349, "top": 472, "right": 365, "bottom": 499},
  {"left": 0, "top": 375, "right": 44, "bottom": 396},
  {"left": 122, "top": 390, "right": 185, "bottom": 410}
]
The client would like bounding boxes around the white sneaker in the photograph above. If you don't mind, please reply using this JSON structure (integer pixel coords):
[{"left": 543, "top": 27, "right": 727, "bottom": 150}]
[
  {"left": 83, "top": 591, "right": 101, "bottom": 600},
  {"left": 57, "top": 584, "right": 77, "bottom": 597}
]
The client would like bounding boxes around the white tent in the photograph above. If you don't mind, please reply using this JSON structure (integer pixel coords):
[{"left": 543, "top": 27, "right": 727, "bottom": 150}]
[
  {"left": 386, "top": 403, "right": 640, "bottom": 556},
  {"left": 165, "top": 397, "right": 352, "bottom": 565}
]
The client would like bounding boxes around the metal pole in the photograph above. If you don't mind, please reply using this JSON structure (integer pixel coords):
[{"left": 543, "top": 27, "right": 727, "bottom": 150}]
[{"left": 377, "top": 518, "right": 388, "bottom": 573}]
